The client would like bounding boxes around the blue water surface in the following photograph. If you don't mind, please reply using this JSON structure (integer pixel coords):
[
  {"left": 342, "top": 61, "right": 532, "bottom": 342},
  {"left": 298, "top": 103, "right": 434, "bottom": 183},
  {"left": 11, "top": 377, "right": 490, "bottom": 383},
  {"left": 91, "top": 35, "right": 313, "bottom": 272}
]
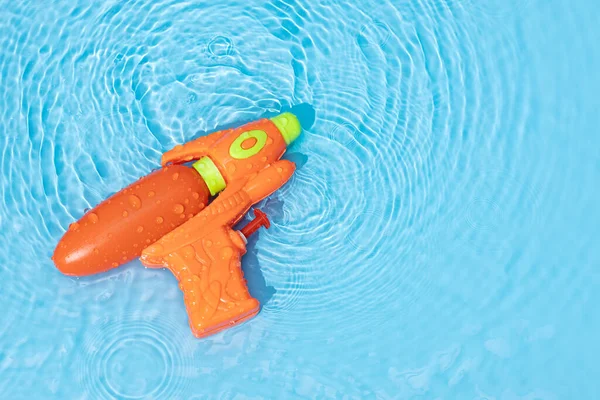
[{"left": 1, "top": 0, "right": 599, "bottom": 398}]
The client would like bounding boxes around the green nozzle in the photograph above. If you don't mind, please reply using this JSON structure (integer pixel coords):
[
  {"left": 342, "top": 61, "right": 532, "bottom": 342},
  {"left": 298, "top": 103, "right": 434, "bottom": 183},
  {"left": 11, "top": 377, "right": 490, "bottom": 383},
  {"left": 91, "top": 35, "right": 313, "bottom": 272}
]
[{"left": 270, "top": 112, "right": 302, "bottom": 145}]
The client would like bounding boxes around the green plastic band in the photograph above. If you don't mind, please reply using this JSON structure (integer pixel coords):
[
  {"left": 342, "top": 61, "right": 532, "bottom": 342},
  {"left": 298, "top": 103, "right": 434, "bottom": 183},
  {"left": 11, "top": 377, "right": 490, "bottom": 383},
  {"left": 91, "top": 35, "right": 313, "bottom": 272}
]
[{"left": 192, "top": 156, "right": 226, "bottom": 196}]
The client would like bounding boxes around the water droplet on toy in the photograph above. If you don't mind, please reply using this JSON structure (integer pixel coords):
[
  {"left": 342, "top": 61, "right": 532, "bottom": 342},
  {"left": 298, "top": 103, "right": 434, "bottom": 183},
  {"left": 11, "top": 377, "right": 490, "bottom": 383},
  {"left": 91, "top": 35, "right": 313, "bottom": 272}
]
[
  {"left": 88, "top": 213, "right": 99, "bottom": 223},
  {"left": 112, "top": 262, "right": 118, "bottom": 267},
  {"left": 172, "top": 172, "right": 179, "bottom": 180},
  {"left": 69, "top": 222, "right": 80, "bottom": 231},
  {"left": 173, "top": 204, "right": 184, "bottom": 214},
  {"left": 205, "top": 240, "right": 212, "bottom": 247},
  {"left": 146, "top": 239, "right": 151, "bottom": 244},
  {"left": 148, "top": 191, "right": 155, "bottom": 197},
  {"left": 261, "top": 156, "right": 267, "bottom": 162},
  {"left": 277, "top": 167, "right": 283, "bottom": 173},
  {"left": 192, "top": 192, "right": 199, "bottom": 200},
  {"left": 156, "top": 216, "right": 164, "bottom": 224},
  {"left": 187, "top": 213, "right": 193, "bottom": 219},
  {"left": 221, "top": 247, "right": 233, "bottom": 259},
  {"left": 122, "top": 211, "right": 129, "bottom": 217},
  {"left": 128, "top": 195, "right": 141, "bottom": 209},
  {"left": 122, "top": 256, "right": 127, "bottom": 261},
  {"left": 137, "top": 226, "right": 144, "bottom": 233},
  {"left": 246, "top": 163, "right": 253, "bottom": 169},
  {"left": 182, "top": 246, "right": 194, "bottom": 258},
  {"left": 108, "top": 233, "right": 113, "bottom": 238},
  {"left": 180, "top": 214, "right": 186, "bottom": 219},
  {"left": 93, "top": 248, "right": 99, "bottom": 255},
  {"left": 266, "top": 137, "right": 273, "bottom": 145}
]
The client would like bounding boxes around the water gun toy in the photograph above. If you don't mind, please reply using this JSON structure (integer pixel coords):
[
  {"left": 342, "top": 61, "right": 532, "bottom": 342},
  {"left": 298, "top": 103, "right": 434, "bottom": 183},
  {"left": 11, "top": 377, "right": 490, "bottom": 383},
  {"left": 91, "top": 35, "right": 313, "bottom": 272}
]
[{"left": 53, "top": 112, "right": 302, "bottom": 338}]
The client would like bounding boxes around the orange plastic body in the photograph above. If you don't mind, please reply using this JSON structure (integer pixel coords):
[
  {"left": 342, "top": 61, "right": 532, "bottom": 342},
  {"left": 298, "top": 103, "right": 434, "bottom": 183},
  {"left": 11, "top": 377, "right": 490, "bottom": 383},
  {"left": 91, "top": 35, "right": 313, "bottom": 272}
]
[
  {"left": 53, "top": 115, "right": 299, "bottom": 338},
  {"left": 53, "top": 165, "right": 210, "bottom": 276},
  {"left": 141, "top": 161, "right": 295, "bottom": 338}
]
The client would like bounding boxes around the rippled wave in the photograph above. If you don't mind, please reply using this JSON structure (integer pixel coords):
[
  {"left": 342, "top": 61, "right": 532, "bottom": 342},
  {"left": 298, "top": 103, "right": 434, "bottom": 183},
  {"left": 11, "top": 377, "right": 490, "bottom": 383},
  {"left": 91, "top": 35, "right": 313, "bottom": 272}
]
[
  {"left": 1, "top": 0, "right": 599, "bottom": 398},
  {"left": 77, "top": 315, "right": 196, "bottom": 399}
]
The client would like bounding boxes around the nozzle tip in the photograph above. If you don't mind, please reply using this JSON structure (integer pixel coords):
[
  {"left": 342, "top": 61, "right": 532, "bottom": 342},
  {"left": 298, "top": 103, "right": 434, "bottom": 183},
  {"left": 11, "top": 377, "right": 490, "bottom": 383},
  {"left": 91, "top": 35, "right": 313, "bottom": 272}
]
[{"left": 271, "top": 112, "right": 302, "bottom": 145}]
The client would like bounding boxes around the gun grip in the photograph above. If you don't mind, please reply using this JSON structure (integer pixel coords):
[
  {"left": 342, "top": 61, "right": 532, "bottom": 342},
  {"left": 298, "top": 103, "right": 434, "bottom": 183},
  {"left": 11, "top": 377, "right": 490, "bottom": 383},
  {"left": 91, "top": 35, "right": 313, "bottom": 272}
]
[{"left": 144, "top": 226, "right": 259, "bottom": 338}]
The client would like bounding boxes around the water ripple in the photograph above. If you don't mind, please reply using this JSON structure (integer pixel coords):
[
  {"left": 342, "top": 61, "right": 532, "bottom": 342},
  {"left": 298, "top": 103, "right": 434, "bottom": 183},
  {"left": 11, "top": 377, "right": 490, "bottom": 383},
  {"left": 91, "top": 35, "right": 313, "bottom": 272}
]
[
  {"left": 1, "top": 0, "right": 599, "bottom": 397},
  {"left": 78, "top": 314, "right": 195, "bottom": 399}
]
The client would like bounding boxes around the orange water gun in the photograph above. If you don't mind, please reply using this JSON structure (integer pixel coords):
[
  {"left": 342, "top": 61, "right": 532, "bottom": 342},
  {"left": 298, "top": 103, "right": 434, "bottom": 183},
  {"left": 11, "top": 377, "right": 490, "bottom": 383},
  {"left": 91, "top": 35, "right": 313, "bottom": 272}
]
[{"left": 53, "top": 112, "right": 302, "bottom": 337}]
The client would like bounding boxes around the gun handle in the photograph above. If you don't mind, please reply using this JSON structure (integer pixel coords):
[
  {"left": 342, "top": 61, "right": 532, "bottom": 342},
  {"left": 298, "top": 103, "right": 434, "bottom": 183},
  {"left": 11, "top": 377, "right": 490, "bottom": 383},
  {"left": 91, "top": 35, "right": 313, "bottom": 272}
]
[{"left": 155, "top": 227, "right": 259, "bottom": 338}]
